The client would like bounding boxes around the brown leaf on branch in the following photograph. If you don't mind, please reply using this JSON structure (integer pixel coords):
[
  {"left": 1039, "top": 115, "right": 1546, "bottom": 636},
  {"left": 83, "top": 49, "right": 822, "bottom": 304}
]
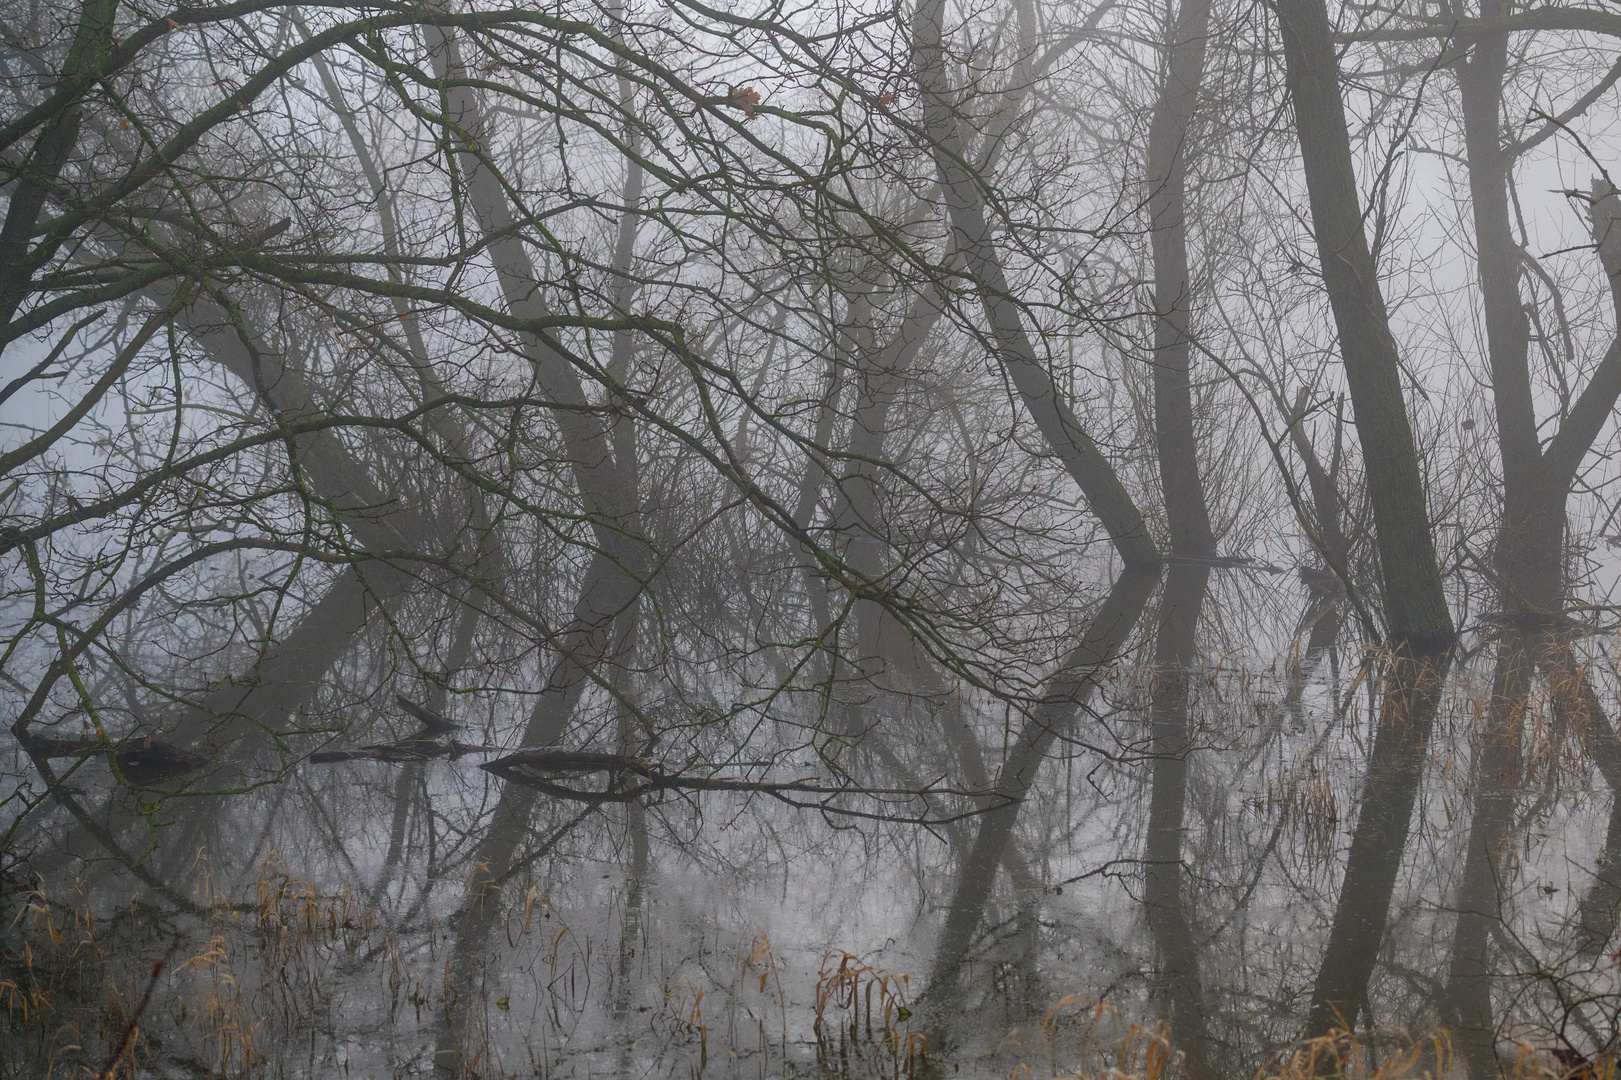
[{"left": 729, "top": 85, "right": 761, "bottom": 118}]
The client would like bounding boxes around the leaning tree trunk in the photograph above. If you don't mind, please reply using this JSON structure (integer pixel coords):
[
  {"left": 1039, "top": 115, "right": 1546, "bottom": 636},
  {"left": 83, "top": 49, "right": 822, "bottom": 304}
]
[
  {"left": 922, "top": 564, "right": 1159, "bottom": 1026},
  {"left": 1272, "top": 0, "right": 1457, "bottom": 1039},
  {"left": 910, "top": 0, "right": 1161, "bottom": 1035},
  {"left": 425, "top": 16, "right": 650, "bottom": 1072},
  {"left": 911, "top": 0, "right": 1157, "bottom": 572},
  {"left": 157, "top": 293, "right": 432, "bottom": 751}
]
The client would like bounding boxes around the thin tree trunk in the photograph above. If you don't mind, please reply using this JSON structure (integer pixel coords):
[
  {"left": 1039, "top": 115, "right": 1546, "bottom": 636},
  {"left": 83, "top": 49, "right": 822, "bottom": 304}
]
[
  {"left": 611, "top": 588, "right": 647, "bottom": 1044},
  {"left": 1142, "top": 0, "right": 1217, "bottom": 1066},
  {"left": 1283, "top": 598, "right": 1344, "bottom": 732},
  {"left": 823, "top": 273, "right": 1059, "bottom": 1013},
  {"left": 1272, "top": 0, "right": 1457, "bottom": 1038},
  {"left": 922, "top": 564, "right": 1159, "bottom": 1026},
  {"left": 423, "top": 26, "right": 637, "bottom": 533},
  {"left": 912, "top": 0, "right": 1158, "bottom": 572},
  {"left": 792, "top": 285, "right": 862, "bottom": 701},
  {"left": 303, "top": 31, "right": 500, "bottom": 513},
  {"left": 423, "top": 30, "right": 650, "bottom": 720},
  {"left": 1281, "top": 392, "right": 1351, "bottom": 730},
  {"left": 1144, "top": 564, "right": 1213, "bottom": 1080},
  {"left": 1147, "top": 0, "right": 1216, "bottom": 562},
  {"left": 0, "top": 0, "right": 117, "bottom": 333},
  {"left": 419, "top": 4, "right": 646, "bottom": 758},
  {"left": 1272, "top": 0, "right": 1452, "bottom": 650},
  {"left": 835, "top": 287, "right": 946, "bottom": 695}
]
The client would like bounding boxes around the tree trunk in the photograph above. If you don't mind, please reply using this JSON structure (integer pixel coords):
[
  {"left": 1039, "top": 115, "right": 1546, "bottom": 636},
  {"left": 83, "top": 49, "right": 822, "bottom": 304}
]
[
  {"left": 1445, "top": 632, "right": 1534, "bottom": 1077},
  {"left": 922, "top": 564, "right": 1159, "bottom": 1029},
  {"left": 1144, "top": 563, "right": 1214, "bottom": 1080},
  {"left": 909, "top": 0, "right": 1160, "bottom": 1036},
  {"left": 0, "top": 0, "right": 118, "bottom": 332},
  {"left": 1272, "top": 0, "right": 1452, "bottom": 651},
  {"left": 1142, "top": 0, "right": 1218, "bottom": 1067},
  {"left": 155, "top": 293, "right": 430, "bottom": 752},
  {"left": 1440, "top": 23, "right": 1545, "bottom": 1074},
  {"left": 1147, "top": 0, "right": 1216, "bottom": 562},
  {"left": 1272, "top": 0, "right": 1456, "bottom": 1038},
  {"left": 427, "top": 20, "right": 649, "bottom": 1068},
  {"left": 912, "top": 0, "right": 1158, "bottom": 572},
  {"left": 1441, "top": 33, "right": 1621, "bottom": 1078}
]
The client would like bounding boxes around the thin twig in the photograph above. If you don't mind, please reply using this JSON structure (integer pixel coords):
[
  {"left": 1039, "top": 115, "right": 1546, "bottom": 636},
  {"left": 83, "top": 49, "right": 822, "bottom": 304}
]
[{"left": 97, "top": 931, "right": 186, "bottom": 1080}]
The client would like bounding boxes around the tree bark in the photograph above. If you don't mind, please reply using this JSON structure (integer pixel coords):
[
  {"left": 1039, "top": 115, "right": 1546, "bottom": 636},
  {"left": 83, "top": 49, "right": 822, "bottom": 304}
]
[
  {"left": 1272, "top": 0, "right": 1457, "bottom": 1039},
  {"left": 912, "top": 0, "right": 1158, "bottom": 572},
  {"left": 1442, "top": 53, "right": 1621, "bottom": 1076},
  {"left": 1141, "top": 0, "right": 1217, "bottom": 1066},
  {"left": 922, "top": 564, "right": 1159, "bottom": 1026},
  {"left": 0, "top": 0, "right": 118, "bottom": 333}
]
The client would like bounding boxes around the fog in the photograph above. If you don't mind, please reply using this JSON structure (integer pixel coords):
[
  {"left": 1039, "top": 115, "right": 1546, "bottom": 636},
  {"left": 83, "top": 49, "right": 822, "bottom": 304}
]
[{"left": 3, "top": 0, "right": 1621, "bottom": 1076}]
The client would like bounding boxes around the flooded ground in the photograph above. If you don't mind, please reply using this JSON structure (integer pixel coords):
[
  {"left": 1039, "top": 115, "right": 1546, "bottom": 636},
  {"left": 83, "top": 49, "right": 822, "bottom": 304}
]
[{"left": 7, "top": 633, "right": 1621, "bottom": 1079}]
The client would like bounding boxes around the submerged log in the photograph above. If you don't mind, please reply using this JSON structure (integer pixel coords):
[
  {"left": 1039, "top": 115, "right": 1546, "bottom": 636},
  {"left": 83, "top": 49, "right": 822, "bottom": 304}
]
[
  {"left": 19, "top": 734, "right": 212, "bottom": 782},
  {"left": 481, "top": 749, "right": 662, "bottom": 778},
  {"left": 116, "top": 738, "right": 213, "bottom": 781},
  {"left": 306, "top": 695, "right": 474, "bottom": 763},
  {"left": 308, "top": 738, "right": 486, "bottom": 764},
  {"left": 480, "top": 749, "right": 1006, "bottom": 824}
]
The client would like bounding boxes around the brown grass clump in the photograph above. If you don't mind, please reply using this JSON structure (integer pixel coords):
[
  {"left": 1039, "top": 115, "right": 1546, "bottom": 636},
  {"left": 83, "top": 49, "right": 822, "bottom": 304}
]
[
  {"left": 1253, "top": 1028, "right": 1614, "bottom": 1080},
  {"left": 1254, "top": 1029, "right": 1452, "bottom": 1080},
  {"left": 814, "top": 949, "right": 926, "bottom": 1079}
]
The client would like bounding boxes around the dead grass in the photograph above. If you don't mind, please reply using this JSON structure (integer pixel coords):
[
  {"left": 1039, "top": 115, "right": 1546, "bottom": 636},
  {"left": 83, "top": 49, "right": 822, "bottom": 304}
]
[{"left": 3, "top": 871, "right": 1613, "bottom": 1080}]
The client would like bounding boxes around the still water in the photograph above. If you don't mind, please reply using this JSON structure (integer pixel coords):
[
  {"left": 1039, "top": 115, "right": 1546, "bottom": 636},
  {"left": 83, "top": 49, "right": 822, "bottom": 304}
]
[{"left": 5, "top": 634, "right": 1615, "bottom": 1080}]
